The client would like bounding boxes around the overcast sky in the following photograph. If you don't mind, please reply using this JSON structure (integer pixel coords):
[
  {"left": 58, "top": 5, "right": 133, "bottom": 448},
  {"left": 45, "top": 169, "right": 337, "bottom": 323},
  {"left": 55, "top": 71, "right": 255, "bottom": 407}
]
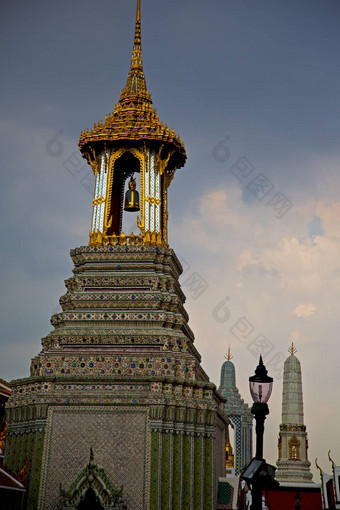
[{"left": 1, "top": 0, "right": 340, "bottom": 477}]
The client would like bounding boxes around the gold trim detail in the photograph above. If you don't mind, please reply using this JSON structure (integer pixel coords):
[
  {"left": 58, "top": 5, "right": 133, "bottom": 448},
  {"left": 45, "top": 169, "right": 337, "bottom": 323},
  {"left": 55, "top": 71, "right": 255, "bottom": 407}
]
[
  {"left": 145, "top": 196, "right": 161, "bottom": 206},
  {"left": 280, "top": 424, "right": 306, "bottom": 432},
  {"left": 92, "top": 196, "right": 105, "bottom": 207},
  {"left": 89, "top": 230, "right": 166, "bottom": 248}
]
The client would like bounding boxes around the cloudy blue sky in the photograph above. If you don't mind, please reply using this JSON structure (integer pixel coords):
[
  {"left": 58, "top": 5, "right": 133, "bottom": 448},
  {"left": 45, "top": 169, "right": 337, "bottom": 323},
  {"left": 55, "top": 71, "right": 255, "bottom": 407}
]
[{"left": 1, "top": 0, "right": 340, "bottom": 476}]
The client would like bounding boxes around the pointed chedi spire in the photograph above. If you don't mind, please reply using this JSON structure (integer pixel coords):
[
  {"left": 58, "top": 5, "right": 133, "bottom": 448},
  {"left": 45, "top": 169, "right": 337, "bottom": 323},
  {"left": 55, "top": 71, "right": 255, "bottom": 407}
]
[{"left": 276, "top": 347, "right": 314, "bottom": 484}]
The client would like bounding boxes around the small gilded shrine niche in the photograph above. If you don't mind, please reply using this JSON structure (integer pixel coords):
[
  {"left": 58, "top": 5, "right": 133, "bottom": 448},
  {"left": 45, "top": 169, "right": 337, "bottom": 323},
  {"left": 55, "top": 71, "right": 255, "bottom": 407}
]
[
  {"left": 289, "top": 435, "right": 301, "bottom": 461},
  {"left": 225, "top": 424, "right": 234, "bottom": 470},
  {"left": 78, "top": 0, "right": 186, "bottom": 248}
]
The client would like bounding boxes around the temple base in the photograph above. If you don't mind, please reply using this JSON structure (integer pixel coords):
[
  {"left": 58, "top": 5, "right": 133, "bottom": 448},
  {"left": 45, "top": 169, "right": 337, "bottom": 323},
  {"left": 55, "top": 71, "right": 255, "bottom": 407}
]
[{"left": 6, "top": 245, "right": 227, "bottom": 510}]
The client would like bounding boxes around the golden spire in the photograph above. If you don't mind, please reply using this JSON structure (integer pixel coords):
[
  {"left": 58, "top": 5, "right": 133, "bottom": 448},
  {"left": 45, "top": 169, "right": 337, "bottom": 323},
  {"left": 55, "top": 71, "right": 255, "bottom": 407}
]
[
  {"left": 130, "top": 0, "right": 143, "bottom": 73},
  {"left": 288, "top": 342, "right": 297, "bottom": 355},
  {"left": 225, "top": 346, "right": 233, "bottom": 361},
  {"left": 122, "top": 0, "right": 148, "bottom": 96}
]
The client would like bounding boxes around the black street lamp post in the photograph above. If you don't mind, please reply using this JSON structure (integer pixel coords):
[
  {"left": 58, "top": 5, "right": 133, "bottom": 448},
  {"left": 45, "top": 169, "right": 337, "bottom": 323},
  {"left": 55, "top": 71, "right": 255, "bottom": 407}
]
[{"left": 249, "top": 355, "right": 273, "bottom": 510}]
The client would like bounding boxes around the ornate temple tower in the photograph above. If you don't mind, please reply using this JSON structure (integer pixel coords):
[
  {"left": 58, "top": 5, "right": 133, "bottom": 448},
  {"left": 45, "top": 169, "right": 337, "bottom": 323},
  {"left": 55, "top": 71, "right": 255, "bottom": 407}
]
[
  {"left": 218, "top": 349, "right": 252, "bottom": 475},
  {"left": 276, "top": 344, "right": 314, "bottom": 484},
  {"left": 79, "top": 0, "right": 185, "bottom": 249},
  {"left": 5, "top": 2, "right": 227, "bottom": 510}
]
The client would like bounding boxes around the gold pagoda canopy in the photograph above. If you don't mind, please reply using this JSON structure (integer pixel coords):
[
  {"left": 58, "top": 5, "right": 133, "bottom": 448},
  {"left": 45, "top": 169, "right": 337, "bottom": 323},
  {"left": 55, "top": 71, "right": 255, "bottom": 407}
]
[{"left": 79, "top": 0, "right": 186, "bottom": 172}]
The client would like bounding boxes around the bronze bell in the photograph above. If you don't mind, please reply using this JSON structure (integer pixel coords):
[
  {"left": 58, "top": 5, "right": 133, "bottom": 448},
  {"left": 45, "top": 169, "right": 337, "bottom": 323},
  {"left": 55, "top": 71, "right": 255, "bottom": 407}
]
[{"left": 124, "top": 176, "right": 140, "bottom": 212}]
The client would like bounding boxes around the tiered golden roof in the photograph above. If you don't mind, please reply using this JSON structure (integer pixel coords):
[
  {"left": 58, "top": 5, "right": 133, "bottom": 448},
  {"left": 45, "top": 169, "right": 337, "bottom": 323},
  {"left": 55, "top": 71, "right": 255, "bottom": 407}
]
[{"left": 79, "top": 0, "right": 186, "bottom": 171}]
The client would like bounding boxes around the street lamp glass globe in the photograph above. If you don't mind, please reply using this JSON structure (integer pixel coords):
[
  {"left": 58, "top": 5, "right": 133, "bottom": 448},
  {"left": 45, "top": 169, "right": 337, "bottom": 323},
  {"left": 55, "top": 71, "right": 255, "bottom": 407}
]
[{"left": 249, "top": 355, "right": 273, "bottom": 404}]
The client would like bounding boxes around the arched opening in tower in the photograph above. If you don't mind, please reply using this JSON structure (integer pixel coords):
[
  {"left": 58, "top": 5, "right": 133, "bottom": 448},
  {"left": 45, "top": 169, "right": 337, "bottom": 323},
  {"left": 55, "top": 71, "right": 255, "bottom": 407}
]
[
  {"left": 107, "top": 151, "right": 140, "bottom": 236},
  {"left": 77, "top": 488, "right": 104, "bottom": 510}
]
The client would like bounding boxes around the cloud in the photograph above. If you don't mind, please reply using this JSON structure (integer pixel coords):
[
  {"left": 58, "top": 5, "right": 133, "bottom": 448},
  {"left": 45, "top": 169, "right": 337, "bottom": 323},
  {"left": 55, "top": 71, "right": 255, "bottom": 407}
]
[
  {"left": 238, "top": 232, "right": 340, "bottom": 296},
  {"left": 293, "top": 303, "right": 317, "bottom": 318},
  {"left": 173, "top": 185, "right": 340, "bottom": 477},
  {"left": 174, "top": 185, "right": 340, "bottom": 355},
  {"left": 316, "top": 200, "right": 340, "bottom": 238}
]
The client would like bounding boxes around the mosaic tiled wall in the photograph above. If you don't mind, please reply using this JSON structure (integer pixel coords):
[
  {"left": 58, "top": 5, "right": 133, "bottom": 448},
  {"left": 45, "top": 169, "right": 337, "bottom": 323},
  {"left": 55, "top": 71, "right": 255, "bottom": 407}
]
[
  {"left": 215, "top": 415, "right": 226, "bottom": 480},
  {"left": 38, "top": 407, "right": 149, "bottom": 510},
  {"left": 193, "top": 436, "right": 203, "bottom": 508},
  {"left": 231, "top": 416, "right": 242, "bottom": 474},
  {"left": 5, "top": 427, "right": 45, "bottom": 510},
  {"left": 149, "top": 429, "right": 217, "bottom": 510},
  {"left": 204, "top": 437, "right": 214, "bottom": 509}
]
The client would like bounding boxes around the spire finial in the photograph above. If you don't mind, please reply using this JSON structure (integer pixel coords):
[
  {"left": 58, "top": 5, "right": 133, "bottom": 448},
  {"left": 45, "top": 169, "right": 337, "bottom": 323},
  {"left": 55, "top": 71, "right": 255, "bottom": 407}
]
[
  {"left": 137, "top": 0, "right": 141, "bottom": 22},
  {"left": 225, "top": 346, "right": 233, "bottom": 361},
  {"left": 130, "top": 0, "right": 143, "bottom": 74},
  {"left": 122, "top": 0, "right": 147, "bottom": 97},
  {"left": 288, "top": 342, "right": 297, "bottom": 355}
]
